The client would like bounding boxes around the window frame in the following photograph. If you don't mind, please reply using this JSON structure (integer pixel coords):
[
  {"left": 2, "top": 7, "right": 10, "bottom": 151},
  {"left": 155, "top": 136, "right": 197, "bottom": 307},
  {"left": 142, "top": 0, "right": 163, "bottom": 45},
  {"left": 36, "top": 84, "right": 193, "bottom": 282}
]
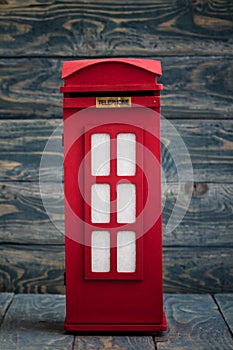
[{"left": 84, "top": 124, "right": 143, "bottom": 280}]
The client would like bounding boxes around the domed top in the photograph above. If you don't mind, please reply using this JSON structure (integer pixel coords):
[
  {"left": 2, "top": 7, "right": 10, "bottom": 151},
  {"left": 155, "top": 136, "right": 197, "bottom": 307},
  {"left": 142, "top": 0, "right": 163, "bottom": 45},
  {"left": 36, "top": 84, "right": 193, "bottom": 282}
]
[{"left": 62, "top": 58, "right": 162, "bottom": 79}]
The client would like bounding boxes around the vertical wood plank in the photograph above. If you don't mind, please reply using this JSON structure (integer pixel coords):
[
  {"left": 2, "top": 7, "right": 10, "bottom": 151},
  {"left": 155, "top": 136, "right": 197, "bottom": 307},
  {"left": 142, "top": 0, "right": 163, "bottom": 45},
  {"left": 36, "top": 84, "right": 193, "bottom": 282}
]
[
  {"left": 0, "top": 293, "right": 14, "bottom": 326},
  {"left": 214, "top": 294, "right": 233, "bottom": 334},
  {"left": 155, "top": 294, "right": 233, "bottom": 350},
  {"left": 74, "top": 335, "right": 155, "bottom": 349},
  {"left": 0, "top": 294, "right": 74, "bottom": 350}
]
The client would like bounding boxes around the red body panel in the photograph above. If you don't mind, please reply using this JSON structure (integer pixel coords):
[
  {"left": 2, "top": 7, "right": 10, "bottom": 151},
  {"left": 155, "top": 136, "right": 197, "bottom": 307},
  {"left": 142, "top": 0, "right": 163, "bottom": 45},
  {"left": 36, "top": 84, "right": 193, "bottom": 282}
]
[{"left": 61, "top": 59, "right": 167, "bottom": 332}]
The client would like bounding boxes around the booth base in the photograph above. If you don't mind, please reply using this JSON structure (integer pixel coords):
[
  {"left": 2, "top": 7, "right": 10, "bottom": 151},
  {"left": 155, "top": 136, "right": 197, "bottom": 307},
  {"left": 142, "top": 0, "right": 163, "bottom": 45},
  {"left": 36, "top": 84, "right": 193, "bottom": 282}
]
[{"left": 64, "top": 312, "right": 167, "bottom": 333}]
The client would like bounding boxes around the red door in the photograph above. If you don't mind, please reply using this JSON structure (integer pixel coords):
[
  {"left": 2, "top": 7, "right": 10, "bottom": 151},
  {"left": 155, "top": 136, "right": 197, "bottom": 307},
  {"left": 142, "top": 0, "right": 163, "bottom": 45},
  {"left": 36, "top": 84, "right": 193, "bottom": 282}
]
[{"left": 84, "top": 123, "right": 143, "bottom": 280}]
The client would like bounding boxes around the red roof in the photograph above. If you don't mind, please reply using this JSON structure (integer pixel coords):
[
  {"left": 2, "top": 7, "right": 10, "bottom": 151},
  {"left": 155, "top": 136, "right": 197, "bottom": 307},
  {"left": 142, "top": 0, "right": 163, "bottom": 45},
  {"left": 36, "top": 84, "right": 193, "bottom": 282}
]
[{"left": 62, "top": 58, "right": 162, "bottom": 79}]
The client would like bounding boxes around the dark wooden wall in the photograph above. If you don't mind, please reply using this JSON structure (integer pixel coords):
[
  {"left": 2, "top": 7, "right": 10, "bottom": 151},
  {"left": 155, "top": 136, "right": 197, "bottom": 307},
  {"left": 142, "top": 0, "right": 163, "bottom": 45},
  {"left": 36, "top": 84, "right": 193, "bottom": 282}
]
[{"left": 0, "top": 0, "right": 233, "bottom": 294}]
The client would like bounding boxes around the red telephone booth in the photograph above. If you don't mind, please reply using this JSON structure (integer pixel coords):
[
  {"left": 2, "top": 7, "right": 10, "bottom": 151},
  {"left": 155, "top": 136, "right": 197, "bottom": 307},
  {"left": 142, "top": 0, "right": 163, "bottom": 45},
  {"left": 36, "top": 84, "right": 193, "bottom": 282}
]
[{"left": 61, "top": 58, "right": 167, "bottom": 332}]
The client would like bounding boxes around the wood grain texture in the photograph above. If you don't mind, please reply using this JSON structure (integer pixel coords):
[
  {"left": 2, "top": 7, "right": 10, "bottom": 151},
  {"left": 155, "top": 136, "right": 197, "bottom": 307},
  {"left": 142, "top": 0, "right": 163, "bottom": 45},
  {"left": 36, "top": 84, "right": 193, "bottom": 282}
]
[
  {"left": 155, "top": 294, "right": 233, "bottom": 349},
  {"left": 0, "top": 294, "right": 74, "bottom": 350},
  {"left": 0, "top": 245, "right": 65, "bottom": 294},
  {"left": 0, "top": 182, "right": 64, "bottom": 245},
  {"left": 0, "top": 119, "right": 232, "bottom": 182},
  {"left": 161, "top": 118, "right": 233, "bottom": 182},
  {"left": 0, "top": 59, "right": 62, "bottom": 119},
  {"left": 0, "top": 119, "right": 63, "bottom": 182},
  {"left": 214, "top": 294, "right": 233, "bottom": 334},
  {"left": 163, "top": 247, "right": 233, "bottom": 293},
  {"left": 1, "top": 0, "right": 233, "bottom": 57},
  {"left": 162, "top": 182, "right": 233, "bottom": 246},
  {"left": 0, "top": 245, "right": 232, "bottom": 293},
  {"left": 75, "top": 336, "right": 155, "bottom": 350},
  {"left": 0, "top": 181, "right": 233, "bottom": 247},
  {"left": 0, "top": 293, "right": 13, "bottom": 325},
  {"left": 161, "top": 56, "right": 233, "bottom": 120},
  {"left": 1, "top": 293, "right": 233, "bottom": 350},
  {"left": 1, "top": 56, "right": 233, "bottom": 119}
]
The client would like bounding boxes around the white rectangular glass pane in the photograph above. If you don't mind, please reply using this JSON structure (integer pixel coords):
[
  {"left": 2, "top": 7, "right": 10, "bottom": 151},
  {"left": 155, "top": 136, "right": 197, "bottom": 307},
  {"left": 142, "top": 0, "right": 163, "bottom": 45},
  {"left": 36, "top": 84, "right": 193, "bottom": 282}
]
[
  {"left": 91, "top": 133, "right": 110, "bottom": 176},
  {"left": 91, "top": 184, "right": 110, "bottom": 223},
  {"left": 117, "top": 133, "right": 136, "bottom": 176},
  {"left": 92, "top": 231, "right": 110, "bottom": 272},
  {"left": 117, "top": 231, "right": 136, "bottom": 272},
  {"left": 117, "top": 183, "right": 136, "bottom": 223}
]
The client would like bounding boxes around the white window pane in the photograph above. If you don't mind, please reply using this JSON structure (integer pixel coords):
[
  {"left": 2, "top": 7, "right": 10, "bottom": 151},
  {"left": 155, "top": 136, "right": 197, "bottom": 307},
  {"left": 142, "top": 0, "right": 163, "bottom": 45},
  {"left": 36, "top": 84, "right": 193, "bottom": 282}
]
[
  {"left": 117, "top": 231, "right": 136, "bottom": 272},
  {"left": 91, "top": 184, "right": 110, "bottom": 223},
  {"left": 92, "top": 231, "right": 110, "bottom": 272},
  {"left": 117, "top": 133, "right": 136, "bottom": 176},
  {"left": 91, "top": 133, "right": 110, "bottom": 176},
  {"left": 117, "top": 183, "right": 136, "bottom": 223}
]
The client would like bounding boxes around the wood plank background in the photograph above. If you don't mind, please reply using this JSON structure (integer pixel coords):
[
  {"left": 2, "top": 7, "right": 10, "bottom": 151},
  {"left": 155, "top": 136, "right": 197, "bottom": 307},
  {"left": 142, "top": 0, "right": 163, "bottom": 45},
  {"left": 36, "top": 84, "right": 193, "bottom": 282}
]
[
  {"left": 0, "top": 57, "right": 233, "bottom": 119},
  {"left": 214, "top": 294, "right": 233, "bottom": 334},
  {"left": 1, "top": 293, "right": 233, "bottom": 350},
  {"left": 155, "top": 294, "right": 233, "bottom": 349},
  {"left": 0, "top": 0, "right": 233, "bottom": 294},
  {"left": 1, "top": 0, "right": 233, "bottom": 57}
]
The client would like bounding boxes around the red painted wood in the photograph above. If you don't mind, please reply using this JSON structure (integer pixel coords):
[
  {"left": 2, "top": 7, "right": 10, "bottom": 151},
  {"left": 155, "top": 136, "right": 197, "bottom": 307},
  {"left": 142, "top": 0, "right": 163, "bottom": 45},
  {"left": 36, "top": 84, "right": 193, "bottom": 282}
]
[
  {"left": 60, "top": 84, "right": 163, "bottom": 92},
  {"left": 61, "top": 58, "right": 166, "bottom": 332},
  {"left": 62, "top": 59, "right": 162, "bottom": 88},
  {"left": 64, "top": 312, "right": 167, "bottom": 332},
  {"left": 62, "top": 58, "right": 162, "bottom": 79},
  {"left": 63, "top": 96, "right": 161, "bottom": 109}
]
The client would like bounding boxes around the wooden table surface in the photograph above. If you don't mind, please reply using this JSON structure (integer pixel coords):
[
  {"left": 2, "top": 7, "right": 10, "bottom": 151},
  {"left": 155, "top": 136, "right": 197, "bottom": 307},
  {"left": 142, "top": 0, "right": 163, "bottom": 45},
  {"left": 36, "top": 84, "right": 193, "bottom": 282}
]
[{"left": 0, "top": 293, "right": 232, "bottom": 350}]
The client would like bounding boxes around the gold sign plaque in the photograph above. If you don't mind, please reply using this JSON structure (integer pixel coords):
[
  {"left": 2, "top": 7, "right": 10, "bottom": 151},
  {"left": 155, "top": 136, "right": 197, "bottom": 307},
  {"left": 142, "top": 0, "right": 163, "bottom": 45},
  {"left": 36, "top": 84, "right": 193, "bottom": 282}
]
[{"left": 96, "top": 97, "right": 131, "bottom": 108}]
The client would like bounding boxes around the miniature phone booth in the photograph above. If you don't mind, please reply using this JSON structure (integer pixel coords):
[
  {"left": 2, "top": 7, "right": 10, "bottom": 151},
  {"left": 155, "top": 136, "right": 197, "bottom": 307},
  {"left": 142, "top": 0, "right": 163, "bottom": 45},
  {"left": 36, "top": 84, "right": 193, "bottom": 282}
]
[{"left": 60, "top": 58, "right": 167, "bottom": 332}]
